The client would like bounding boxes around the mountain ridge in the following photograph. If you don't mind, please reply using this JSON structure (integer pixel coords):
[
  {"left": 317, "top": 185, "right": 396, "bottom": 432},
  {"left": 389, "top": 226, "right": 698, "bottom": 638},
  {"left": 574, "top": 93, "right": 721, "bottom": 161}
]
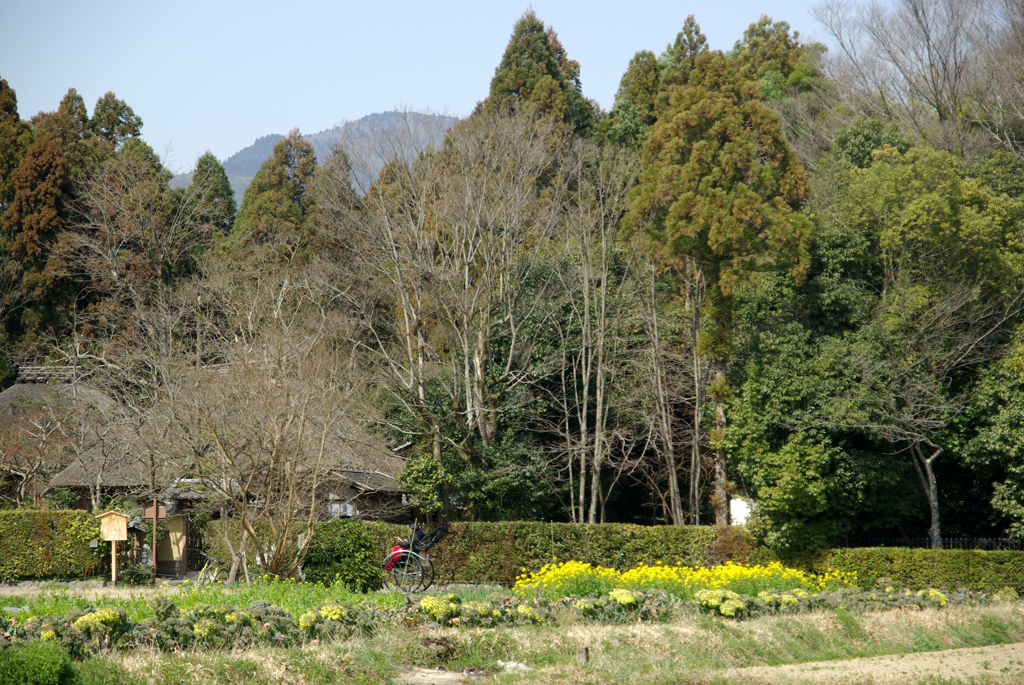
[{"left": 172, "top": 110, "right": 458, "bottom": 198}]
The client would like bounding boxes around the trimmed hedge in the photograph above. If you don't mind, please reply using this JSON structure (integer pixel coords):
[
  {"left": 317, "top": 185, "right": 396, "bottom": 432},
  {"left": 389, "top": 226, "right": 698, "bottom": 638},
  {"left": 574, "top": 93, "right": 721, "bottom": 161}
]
[
  {"left": 0, "top": 511, "right": 105, "bottom": 581},
  {"left": 357, "top": 521, "right": 726, "bottom": 586},
  {"left": 813, "top": 547, "right": 1024, "bottom": 592}
]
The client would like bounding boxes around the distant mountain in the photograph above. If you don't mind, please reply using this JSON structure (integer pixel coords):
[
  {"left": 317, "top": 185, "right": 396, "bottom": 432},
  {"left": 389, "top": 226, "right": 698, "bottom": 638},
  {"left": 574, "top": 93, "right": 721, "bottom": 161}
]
[{"left": 171, "top": 111, "right": 459, "bottom": 200}]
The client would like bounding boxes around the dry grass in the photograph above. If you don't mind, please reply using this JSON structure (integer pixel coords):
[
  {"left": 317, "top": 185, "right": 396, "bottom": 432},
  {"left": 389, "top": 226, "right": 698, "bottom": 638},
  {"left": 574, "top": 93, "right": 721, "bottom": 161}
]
[{"left": 24, "top": 600, "right": 1024, "bottom": 684}]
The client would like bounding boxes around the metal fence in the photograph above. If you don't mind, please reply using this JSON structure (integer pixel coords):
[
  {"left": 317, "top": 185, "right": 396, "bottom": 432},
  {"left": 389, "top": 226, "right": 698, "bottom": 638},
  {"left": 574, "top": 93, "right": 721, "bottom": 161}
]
[{"left": 840, "top": 537, "right": 1024, "bottom": 551}]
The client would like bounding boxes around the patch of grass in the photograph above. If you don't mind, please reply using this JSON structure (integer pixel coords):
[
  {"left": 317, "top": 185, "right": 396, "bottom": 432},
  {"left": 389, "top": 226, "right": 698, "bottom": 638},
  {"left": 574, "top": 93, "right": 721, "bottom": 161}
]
[{"left": 95, "top": 604, "right": 1024, "bottom": 685}]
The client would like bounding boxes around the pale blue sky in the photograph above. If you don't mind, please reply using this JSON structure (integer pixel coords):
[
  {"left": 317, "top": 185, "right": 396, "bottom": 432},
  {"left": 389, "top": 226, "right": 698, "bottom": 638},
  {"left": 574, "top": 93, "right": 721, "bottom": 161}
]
[{"left": 2, "top": 1, "right": 827, "bottom": 173}]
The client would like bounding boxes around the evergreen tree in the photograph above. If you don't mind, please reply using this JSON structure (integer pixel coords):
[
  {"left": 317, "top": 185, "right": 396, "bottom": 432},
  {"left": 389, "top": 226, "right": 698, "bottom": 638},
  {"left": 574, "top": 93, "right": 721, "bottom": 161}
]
[
  {"left": 0, "top": 78, "right": 33, "bottom": 212},
  {"left": 625, "top": 50, "right": 812, "bottom": 525},
  {"left": 732, "top": 16, "right": 819, "bottom": 100},
  {"left": 484, "top": 10, "right": 595, "bottom": 135},
  {"left": 2, "top": 139, "right": 71, "bottom": 281},
  {"left": 659, "top": 16, "right": 709, "bottom": 93},
  {"left": 190, "top": 151, "right": 235, "bottom": 233},
  {"left": 0, "top": 138, "right": 72, "bottom": 342},
  {"left": 603, "top": 50, "right": 661, "bottom": 147},
  {"left": 230, "top": 129, "right": 316, "bottom": 257},
  {"left": 832, "top": 118, "right": 913, "bottom": 169},
  {"left": 91, "top": 91, "right": 143, "bottom": 149},
  {"left": 31, "top": 88, "right": 108, "bottom": 181}
]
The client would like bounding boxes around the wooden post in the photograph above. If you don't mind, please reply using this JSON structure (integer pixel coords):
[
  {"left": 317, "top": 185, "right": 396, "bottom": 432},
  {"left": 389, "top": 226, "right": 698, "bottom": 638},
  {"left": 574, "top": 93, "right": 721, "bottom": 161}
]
[
  {"left": 97, "top": 511, "right": 128, "bottom": 586},
  {"left": 152, "top": 498, "right": 157, "bottom": 583}
]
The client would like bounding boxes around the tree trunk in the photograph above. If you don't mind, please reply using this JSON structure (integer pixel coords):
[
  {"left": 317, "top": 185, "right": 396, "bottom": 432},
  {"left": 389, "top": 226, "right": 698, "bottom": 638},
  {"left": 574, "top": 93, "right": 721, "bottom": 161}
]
[
  {"left": 911, "top": 442, "right": 943, "bottom": 549},
  {"left": 691, "top": 290, "right": 702, "bottom": 526},
  {"left": 433, "top": 423, "right": 450, "bottom": 519},
  {"left": 712, "top": 362, "right": 730, "bottom": 526},
  {"left": 223, "top": 505, "right": 241, "bottom": 584}
]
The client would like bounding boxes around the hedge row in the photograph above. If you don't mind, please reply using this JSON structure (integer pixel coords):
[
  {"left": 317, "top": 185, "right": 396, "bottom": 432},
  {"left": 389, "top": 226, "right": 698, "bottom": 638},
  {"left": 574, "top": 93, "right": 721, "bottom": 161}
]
[
  {"left": 354, "top": 521, "right": 740, "bottom": 586},
  {"left": 0, "top": 510, "right": 106, "bottom": 581},
  {"left": 812, "top": 547, "right": 1024, "bottom": 592}
]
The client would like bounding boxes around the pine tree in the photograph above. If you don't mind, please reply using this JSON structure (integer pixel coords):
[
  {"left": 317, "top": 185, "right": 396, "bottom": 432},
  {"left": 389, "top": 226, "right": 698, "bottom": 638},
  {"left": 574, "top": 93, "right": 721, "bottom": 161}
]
[
  {"left": 484, "top": 10, "right": 595, "bottom": 135},
  {"left": 190, "top": 151, "right": 235, "bottom": 233},
  {"left": 625, "top": 51, "right": 812, "bottom": 525},
  {"left": 0, "top": 78, "right": 33, "bottom": 212}
]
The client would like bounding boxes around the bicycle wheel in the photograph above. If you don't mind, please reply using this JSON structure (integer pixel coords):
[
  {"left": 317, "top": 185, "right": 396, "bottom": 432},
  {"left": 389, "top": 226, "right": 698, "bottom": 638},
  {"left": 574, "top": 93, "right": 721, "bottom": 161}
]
[
  {"left": 419, "top": 557, "right": 435, "bottom": 592},
  {"left": 386, "top": 551, "right": 425, "bottom": 593}
]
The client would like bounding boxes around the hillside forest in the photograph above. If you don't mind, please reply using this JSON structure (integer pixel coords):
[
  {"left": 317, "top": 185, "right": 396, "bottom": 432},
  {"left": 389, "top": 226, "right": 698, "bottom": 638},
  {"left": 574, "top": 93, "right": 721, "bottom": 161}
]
[{"left": 2, "top": 1, "right": 1024, "bottom": 562}]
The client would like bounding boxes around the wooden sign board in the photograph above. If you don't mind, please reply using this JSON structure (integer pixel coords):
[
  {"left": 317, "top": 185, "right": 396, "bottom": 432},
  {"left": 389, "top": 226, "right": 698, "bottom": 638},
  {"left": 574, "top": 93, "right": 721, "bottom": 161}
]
[
  {"left": 144, "top": 502, "right": 166, "bottom": 520},
  {"left": 97, "top": 511, "right": 128, "bottom": 541}
]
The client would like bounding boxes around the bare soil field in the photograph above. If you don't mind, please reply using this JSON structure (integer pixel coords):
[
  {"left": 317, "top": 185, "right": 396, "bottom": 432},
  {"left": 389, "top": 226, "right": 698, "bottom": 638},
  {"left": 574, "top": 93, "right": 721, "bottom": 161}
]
[{"left": 728, "top": 642, "right": 1024, "bottom": 683}]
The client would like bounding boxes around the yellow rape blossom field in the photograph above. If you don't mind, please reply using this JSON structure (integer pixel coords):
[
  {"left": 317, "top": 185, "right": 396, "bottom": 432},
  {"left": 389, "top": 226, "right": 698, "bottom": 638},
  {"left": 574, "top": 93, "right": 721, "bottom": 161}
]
[{"left": 514, "top": 560, "right": 856, "bottom": 600}]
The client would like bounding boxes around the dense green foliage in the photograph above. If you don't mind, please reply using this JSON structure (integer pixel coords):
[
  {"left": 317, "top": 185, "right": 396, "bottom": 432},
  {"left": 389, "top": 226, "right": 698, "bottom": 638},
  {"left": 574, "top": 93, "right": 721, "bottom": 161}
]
[
  {"left": 302, "top": 519, "right": 384, "bottom": 591},
  {"left": 483, "top": 10, "right": 595, "bottom": 135},
  {"left": 815, "top": 547, "right": 1024, "bottom": 593},
  {"left": 0, "top": 511, "right": 105, "bottom": 581},
  {"left": 0, "top": 640, "right": 75, "bottom": 685}
]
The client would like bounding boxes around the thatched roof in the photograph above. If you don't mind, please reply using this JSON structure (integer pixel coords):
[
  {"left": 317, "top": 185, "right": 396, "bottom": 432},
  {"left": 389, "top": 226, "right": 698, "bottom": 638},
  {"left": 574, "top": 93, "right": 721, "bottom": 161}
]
[
  {"left": 0, "top": 382, "right": 116, "bottom": 426},
  {"left": 0, "top": 381, "right": 161, "bottom": 493},
  {"left": 329, "top": 469, "right": 404, "bottom": 494}
]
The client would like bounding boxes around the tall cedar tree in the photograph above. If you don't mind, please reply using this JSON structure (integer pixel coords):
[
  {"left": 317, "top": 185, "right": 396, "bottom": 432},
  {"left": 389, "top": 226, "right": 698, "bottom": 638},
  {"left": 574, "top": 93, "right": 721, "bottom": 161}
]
[
  {"left": 191, "top": 151, "right": 236, "bottom": 233},
  {"left": 31, "top": 89, "right": 109, "bottom": 182},
  {"left": 733, "top": 16, "right": 804, "bottom": 81},
  {"left": 484, "top": 10, "right": 595, "bottom": 135},
  {"left": 231, "top": 129, "right": 316, "bottom": 256},
  {"left": 1, "top": 138, "right": 72, "bottom": 344},
  {"left": 91, "top": 92, "right": 143, "bottom": 149},
  {"left": 603, "top": 51, "right": 661, "bottom": 147},
  {"left": 2, "top": 138, "right": 71, "bottom": 288},
  {"left": 0, "top": 78, "right": 33, "bottom": 211},
  {"left": 659, "top": 16, "right": 710, "bottom": 93},
  {"left": 625, "top": 49, "right": 811, "bottom": 525}
]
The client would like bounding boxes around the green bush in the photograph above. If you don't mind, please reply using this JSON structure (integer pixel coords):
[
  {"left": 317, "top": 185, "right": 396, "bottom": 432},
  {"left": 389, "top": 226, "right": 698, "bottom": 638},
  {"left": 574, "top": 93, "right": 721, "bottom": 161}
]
[
  {"left": 359, "top": 521, "right": 728, "bottom": 585},
  {"left": 0, "top": 640, "right": 75, "bottom": 685},
  {"left": 0, "top": 511, "right": 105, "bottom": 581},
  {"left": 303, "top": 519, "right": 384, "bottom": 591},
  {"left": 116, "top": 565, "right": 153, "bottom": 587},
  {"left": 813, "top": 548, "right": 1024, "bottom": 592}
]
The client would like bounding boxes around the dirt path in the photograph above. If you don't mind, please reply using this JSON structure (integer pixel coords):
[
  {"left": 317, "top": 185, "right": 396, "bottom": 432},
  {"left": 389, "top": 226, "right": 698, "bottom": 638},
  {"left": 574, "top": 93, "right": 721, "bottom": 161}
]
[{"left": 726, "top": 642, "right": 1024, "bottom": 683}]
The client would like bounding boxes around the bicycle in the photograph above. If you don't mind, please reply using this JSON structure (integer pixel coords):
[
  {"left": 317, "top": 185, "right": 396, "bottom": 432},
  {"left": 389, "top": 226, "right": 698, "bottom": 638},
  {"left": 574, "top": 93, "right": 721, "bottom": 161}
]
[
  {"left": 194, "top": 552, "right": 229, "bottom": 588},
  {"left": 383, "top": 523, "right": 447, "bottom": 593}
]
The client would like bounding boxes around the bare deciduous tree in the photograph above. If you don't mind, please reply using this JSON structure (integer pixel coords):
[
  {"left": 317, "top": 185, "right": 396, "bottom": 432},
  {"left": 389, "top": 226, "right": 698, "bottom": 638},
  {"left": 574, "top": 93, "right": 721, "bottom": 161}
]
[{"left": 813, "top": 0, "right": 994, "bottom": 157}]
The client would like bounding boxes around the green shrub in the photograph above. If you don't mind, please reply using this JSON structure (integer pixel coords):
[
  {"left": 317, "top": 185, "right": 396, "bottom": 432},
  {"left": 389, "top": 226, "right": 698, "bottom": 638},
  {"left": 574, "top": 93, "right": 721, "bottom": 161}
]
[
  {"left": 116, "top": 565, "right": 153, "bottom": 587},
  {"left": 0, "top": 640, "right": 75, "bottom": 685},
  {"left": 813, "top": 548, "right": 1024, "bottom": 592},
  {"left": 0, "top": 511, "right": 105, "bottom": 581},
  {"left": 303, "top": 519, "right": 384, "bottom": 591}
]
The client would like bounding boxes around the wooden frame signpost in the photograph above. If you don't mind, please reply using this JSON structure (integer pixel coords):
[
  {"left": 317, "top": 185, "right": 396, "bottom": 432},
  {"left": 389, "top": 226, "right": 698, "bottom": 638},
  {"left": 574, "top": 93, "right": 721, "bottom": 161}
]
[{"left": 96, "top": 511, "right": 128, "bottom": 585}]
